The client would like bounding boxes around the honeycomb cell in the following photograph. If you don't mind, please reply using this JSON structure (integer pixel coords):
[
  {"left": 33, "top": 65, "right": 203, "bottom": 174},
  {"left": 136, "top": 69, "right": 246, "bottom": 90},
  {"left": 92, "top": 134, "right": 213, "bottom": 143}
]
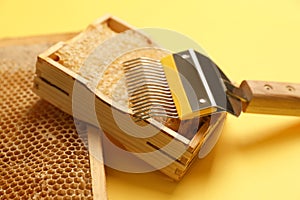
[{"left": 0, "top": 42, "right": 93, "bottom": 199}]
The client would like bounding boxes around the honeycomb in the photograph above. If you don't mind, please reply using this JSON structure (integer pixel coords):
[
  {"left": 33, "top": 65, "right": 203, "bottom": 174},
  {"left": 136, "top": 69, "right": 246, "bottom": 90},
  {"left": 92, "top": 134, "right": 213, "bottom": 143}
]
[{"left": 0, "top": 42, "right": 93, "bottom": 199}]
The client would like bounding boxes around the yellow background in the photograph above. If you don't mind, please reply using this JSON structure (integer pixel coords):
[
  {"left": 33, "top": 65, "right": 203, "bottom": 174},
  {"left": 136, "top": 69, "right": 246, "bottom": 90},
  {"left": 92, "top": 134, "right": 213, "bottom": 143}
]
[{"left": 1, "top": 0, "right": 300, "bottom": 199}]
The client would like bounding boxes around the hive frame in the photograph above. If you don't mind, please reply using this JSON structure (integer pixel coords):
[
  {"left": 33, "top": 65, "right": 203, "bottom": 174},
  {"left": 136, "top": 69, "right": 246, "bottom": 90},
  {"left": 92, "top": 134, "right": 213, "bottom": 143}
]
[
  {"left": 33, "top": 14, "right": 226, "bottom": 180},
  {"left": 0, "top": 33, "right": 106, "bottom": 199}
]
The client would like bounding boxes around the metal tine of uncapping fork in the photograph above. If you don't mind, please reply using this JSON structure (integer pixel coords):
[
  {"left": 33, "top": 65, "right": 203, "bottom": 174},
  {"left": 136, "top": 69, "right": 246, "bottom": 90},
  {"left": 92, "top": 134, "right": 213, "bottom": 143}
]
[
  {"left": 128, "top": 85, "right": 175, "bottom": 103},
  {"left": 123, "top": 60, "right": 165, "bottom": 74},
  {"left": 123, "top": 57, "right": 162, "bottom": 68},
  {"left": 128, "top": 85, "right": 173, "bottom": 97},
  {"left": 133, "top": 104, "right": 178, "bottom": 115},
  {"left": 123, "top": 57, "right": 179, "bottom": 120},
  {"left": 131, "top": 95, "right": 177, "bottom": 109},
  {"left": 126, "top": 75, "right": 168, "bottom": 87},
  {"left": 133, "top": 104, "right": 179, "bottom": 118},
  {"left": 132, "top": 103, "right": 178, "bottom": 113},
  {"left": 127, "top": 81, "right": 171, "bottom": 92}
]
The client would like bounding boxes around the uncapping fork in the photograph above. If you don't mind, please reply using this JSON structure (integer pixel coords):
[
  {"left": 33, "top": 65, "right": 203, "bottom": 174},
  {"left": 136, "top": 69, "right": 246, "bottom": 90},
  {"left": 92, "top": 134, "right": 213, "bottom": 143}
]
[{"left": 123, "top": 49, "right": 300, "bottom": 120}]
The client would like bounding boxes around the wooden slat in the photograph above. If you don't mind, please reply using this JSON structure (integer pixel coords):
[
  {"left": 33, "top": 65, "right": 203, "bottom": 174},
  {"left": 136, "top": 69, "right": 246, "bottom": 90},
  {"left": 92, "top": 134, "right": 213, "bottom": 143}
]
[{"left": 87, "top": 126, "right": 107, "bottom": 200}]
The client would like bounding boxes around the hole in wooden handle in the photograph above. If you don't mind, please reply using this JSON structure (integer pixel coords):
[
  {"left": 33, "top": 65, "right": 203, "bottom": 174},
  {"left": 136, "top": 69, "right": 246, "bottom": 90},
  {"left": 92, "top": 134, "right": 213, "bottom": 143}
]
[
  {"left": 286, "top": 85, "right": 295, "bottom": 92},
  {"left": 264, "top": 84, "right": 273, "bottom": 91}
]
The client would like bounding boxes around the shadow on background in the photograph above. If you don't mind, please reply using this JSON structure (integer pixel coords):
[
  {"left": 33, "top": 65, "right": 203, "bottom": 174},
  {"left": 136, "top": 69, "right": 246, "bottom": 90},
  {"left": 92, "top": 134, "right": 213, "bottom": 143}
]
[
  {"left": 237, "top": 120, "right": 300, "bottom": 151},
  {"left": 105, "top": 144, "right": 218, "bottom": 195},
  {"left": 104, "top": 117, "right": 300, "bottom": 196}
]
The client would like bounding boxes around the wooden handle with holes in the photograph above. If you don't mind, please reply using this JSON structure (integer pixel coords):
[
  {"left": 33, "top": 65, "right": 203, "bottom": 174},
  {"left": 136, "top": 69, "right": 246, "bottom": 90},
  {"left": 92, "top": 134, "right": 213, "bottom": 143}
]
[{"left": 240, "top": 80, "right": 300, "bottom": 116}]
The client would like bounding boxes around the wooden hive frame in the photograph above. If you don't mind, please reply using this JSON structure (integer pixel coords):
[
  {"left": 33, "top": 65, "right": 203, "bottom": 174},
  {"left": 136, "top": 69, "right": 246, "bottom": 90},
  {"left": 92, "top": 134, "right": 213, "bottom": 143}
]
[
  {"left": 33, "top": 15, "right": 226, "bottom": 181},
  {"left": 0, "top": 33, "right": 107, "bottom": 199}
]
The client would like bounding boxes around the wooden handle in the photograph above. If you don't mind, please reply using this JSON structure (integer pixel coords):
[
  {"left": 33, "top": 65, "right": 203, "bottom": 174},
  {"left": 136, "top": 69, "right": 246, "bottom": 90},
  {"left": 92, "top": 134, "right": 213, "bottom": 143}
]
[{"left": 240, "top": 80, "right": 300, "bottom": 116}]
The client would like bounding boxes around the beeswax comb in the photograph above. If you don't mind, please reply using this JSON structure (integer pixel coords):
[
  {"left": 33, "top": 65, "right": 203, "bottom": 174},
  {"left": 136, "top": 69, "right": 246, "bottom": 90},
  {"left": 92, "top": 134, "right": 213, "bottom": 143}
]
[{"left": 123, "top": 49, "right": 300, "bottom": 120}]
